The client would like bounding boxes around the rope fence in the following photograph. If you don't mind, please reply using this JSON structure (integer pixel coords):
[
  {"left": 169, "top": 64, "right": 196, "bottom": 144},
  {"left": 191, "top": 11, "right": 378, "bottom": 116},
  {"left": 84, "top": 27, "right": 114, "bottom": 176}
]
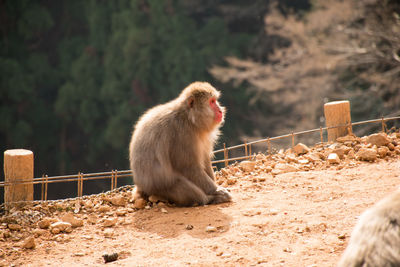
[{"left": 1, "top": 114, "right": 399, "bottom": 202}]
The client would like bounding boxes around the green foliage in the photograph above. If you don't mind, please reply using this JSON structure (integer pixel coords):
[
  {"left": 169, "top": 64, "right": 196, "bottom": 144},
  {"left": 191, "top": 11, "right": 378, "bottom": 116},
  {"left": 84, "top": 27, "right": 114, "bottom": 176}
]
[{"left": 1, "top": 0, "right": 257, "bottom": 176}]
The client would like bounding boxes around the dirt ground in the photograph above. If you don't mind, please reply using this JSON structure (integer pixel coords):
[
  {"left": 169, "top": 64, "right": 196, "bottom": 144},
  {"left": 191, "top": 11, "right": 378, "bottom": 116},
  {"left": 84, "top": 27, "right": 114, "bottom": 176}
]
[{"left": 2, "top": 152, "right": 400, "bottom": 266}]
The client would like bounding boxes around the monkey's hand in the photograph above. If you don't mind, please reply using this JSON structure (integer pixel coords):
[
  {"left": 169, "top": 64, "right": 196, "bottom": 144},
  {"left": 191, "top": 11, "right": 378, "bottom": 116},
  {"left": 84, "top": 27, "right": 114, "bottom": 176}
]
[{"left": 210, "top": 186, "right": 232, "bottom": 204}]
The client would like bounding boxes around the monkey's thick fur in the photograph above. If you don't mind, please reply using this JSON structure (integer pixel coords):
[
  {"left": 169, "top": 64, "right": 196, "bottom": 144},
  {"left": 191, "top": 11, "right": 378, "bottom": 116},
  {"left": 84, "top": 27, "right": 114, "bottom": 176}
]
[
  {"left": 338, "top": 189, "right": 400, "bottom": 267},
  {"left": 129, "top": 82, "right": 231, "bottom": 206}
]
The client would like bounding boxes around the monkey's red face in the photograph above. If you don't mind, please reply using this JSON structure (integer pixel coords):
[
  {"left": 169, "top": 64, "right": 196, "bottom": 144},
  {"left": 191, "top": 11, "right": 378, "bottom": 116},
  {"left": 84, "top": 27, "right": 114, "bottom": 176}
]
[{"left": 209, "top": 97, "right": 223, "bottom": 123}]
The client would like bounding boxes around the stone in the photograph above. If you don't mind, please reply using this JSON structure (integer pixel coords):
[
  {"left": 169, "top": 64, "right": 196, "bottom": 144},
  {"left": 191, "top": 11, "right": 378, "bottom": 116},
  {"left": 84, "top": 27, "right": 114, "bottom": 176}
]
[
  {"left": 366, "top": 133, "right": 391, "bottom": 147},
  {"left": 98, "top": 205, "right": 111, "bottom": 213},
  {"left": 50, "top": 222, "right": 72, "bottom": 234},
  {"left": 87, "top": 214, "right": 98, "bottom": 224},
  {"left": 22, "top": 236, "right": 35, "bottom": 249},
  {"left": 61, "top": 213, "right": 83, "bottom": 228},
  {"left": 133, "top": 198, "right": 147, "bottom": 209},
  {"left": 327, "top": 153, "right": 340, "bottom": 164},
  {"left": 111, "top": 196, "right": 126, "bottom": 207},
  {"left": 104, "top": 228, "right": 114, "bottom": 238},
  {"left": 205, "top": 226, "right": 217, "bottom": 233},
  {"left": 356, "top": 148, "right": 377, "bottom": 162},
  {"left": 8, "top": 224, "right": 21, "bottom": 231},
  {"left": 160, "top": 208, "right": 168, "bottom": 213},
  {"left": 116, "top": 210, "right": 127, "bottom": 216},
  {"left": 304, "top": 153, "right": 321, "bottom": 163},
  {"left": 377, "top": 146, "right": 390, "bottom": 158},
  {"left": 32, "top": 229, "right": 47, "bottom": 238},
  {"left": 292, "top": 143, "right": 310, "bottom": 156},
  {"left": 274, "top": 163, "right": 300, "bottom": 174},
  {"left": 298, "top": 159, "right": 309, "bottom": 164},
  {"left": 336, "top": 135, "right": 359, "bottom": 143},
  {"left": 227, "top": 178, "right": 237, "bottom": 185},
  {"left": 285, "top": 153, "right": 298, "bottom": 163},
  {"left": 332, "top": 148, "right": 346, "bottom": 159},
  {"left": 38, "top": 218, "right": 55, "bottom": 229},
  {"left": 240, "top": 161, "right": 256, "bottom": 172},
  {"left": 103, "top": 218, "right": 117, "bottom": 227}
]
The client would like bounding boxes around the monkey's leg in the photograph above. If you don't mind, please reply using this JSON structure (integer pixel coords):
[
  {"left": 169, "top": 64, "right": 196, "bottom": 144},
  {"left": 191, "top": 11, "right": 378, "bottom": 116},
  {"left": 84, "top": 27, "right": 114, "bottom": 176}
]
[
  {"left": 209, "top": 186, "right": 232, "bottom": 204},
  {"left": 161, "top": 176, "right": 213, "bottom": 207}
]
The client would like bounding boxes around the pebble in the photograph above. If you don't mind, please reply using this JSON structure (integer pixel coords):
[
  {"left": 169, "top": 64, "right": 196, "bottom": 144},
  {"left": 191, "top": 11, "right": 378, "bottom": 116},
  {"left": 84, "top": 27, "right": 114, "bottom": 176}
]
[
  {"left": 366, "top": 133, "right": 391, "bottom": 147},
  {"left": 50, "top": 221, "right": 72, "bottom": 234},
  {"left": 205, "top": 226, "right": 217, "bottom": 232},
  {"left": 160, "top": 208, "right": 168, "bottom": 213},
  {"left": 61, "top": 213, "right": 83, "bottom": 228},
  {"left": 377, "top": 146, "right": 389, "bottom": 157},
  {"left": 22, "top": 236, "right": 35, "bottom": 249},
  {"left": 103, "top": 218, "right": 117, "bottom": 227},
  {"left": 133, "top": 198, "right": 147, "bottom": 209},
  {"left": 111, "top": 196, "right": 126, "bottom": 207},
  {"left": 292, "top": 143, "right": 310, "bottom": 155},
  {"left": 98, "top": 205, "right": 111, "bottom": 213},
  {"left": 32, "top": 229, "right": 47, "bottom": 237},
  {"left": 8, "top": 224, "right": 21, "bottom": 231},
  {"left": 356, "top": 148, "right": 377, "bottom": 162},
  {"left": 103, "top": 228, "right": 114, "bottom": 238},
  {"left": 38, "top": 218, "right": 53, "bottom": 229},
  {"left": 327, "top": 153, "right": 340, "bottom": 164},
  {"left": 240, "top": 161, "right": 256, "bottom": 172},
  {"left": 186, "top": 225, "right": 194, "bottom": 230}
]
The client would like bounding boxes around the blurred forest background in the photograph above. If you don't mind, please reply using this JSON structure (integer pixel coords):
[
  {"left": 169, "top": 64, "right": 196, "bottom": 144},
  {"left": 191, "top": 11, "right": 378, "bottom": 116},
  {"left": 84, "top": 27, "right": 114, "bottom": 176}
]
[{"left": 1, "top": 0, "right": 399, "bottom": 198}]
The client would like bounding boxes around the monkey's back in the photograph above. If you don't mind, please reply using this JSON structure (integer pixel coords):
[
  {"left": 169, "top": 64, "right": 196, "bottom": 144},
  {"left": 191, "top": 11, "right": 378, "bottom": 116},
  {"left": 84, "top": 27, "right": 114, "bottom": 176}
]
[
  {"left": 129, "top": 100, "right": 185, "bottom": 193},
  {"left": 338, "top": 190, "right": 400, "bottom": 267}
]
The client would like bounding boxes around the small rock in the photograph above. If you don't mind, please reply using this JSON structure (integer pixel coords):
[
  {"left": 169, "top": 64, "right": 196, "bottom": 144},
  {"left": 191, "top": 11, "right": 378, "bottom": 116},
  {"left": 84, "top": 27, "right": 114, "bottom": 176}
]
[
  {"left": 160, "top": 208, "right": 168, "bottom": 214},
  {"left": 87, "top": 214, "right": 98, "bottom": 224},
  {"left": 356, "top": 148, "right": 377, "bottom": 162},
  {"left": 61, "top": 213, "right": 83, "bottom": 228},
  {"left": 8, "top": 224, "right": 21, "bottom": 231},
  {"left": 347, "top": 149, "right": 355, "bottom": 159},
  {"left": 332, "top": 148, "right": 346, "bottom": 159},
  {"left": 240, "top": 161, "right": 256, "bottom": 172},
  {"left": 274, "top": 163, "right": 300, "bottom": 174},
  {"left": 98, "top": 205, "right": 111, "bottom": 213},
  {"left": 103, "top": 218, "right": 117, "bottom": 227},
  {"left": 205, "top": 226, "right": 217, "bottom": 233},
  {"left": 50, "top": 222, "right": 72, "bottom": 234},
  {"left": 133, "top": 198, "right": 147, "bottom": 209},
  {"left": 366, "top": 133, "right": 391, "bottom": 147},
  {"left": 304, "top": 153, "right": 321, "bottom": 163},
  {"left": 377, "top": 146, "right": 389, "bottom": 158},
  {"left": 103, "top": 228, "right": 114, "bottom": 238},
  {"left": 22, "top": 236, "right": 35, "bottom": 249},
  {"left": 220, "top": 168, "right": 229, "bottom": 176},
  {"left": 102, "top": 252, "right": 118, "bottom": 263},
  {"left": 32, "top": 229, "right": 47, "bottom": 237},
  {"left": 116, "top": 210, "right": 127, "bottom": 217},
  {"left": 285, "top": 154, "right": 298, "bottom": 163},
  {"left": 327, "top": 153, "right": 340, "bottom": 164},
  {"left": 227, "top": 178, "right": 237, "bottom": 185},
  {"left": 38, "top": 218, "right": 53, "bottom": 229},
  {"left": 111, "top": 196, "right": 126, "bottom": 207},
  {"left": 292, "top": 143, "right": 310, "bottom": 156},
  {"left": 336, "top": 135, "right": 359, "bottom": 143},
  {"left": 186, "top": 225, "right": 194, "bottom": 230},
  {"left": 298, "top": 159, "right": 309, "bottom": 164},
  {"left": 388, "top": 143, "right": 395, "bottom": 151}
]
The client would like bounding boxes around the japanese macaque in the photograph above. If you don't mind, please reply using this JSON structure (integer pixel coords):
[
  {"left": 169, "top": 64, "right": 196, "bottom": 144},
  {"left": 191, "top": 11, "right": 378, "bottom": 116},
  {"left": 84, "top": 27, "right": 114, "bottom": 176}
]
[
  {"left": 338, "top": 189, "right": 400, "bottom": 267},
  {"left": 129, "top": 82, "right": 231, "bottom": 206}
]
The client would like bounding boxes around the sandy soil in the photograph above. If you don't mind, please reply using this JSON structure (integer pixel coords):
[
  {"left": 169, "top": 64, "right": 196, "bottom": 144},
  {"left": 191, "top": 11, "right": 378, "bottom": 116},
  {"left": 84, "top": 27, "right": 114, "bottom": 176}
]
[{"left": 2, "top": 154, "right": 400, "bottom": 267}]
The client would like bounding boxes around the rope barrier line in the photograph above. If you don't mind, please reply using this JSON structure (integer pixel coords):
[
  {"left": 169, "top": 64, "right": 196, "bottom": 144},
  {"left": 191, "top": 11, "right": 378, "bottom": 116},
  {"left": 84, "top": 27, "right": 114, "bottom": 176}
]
[{"left": 0, "top": 116, "right": 399, "bottom": 190}]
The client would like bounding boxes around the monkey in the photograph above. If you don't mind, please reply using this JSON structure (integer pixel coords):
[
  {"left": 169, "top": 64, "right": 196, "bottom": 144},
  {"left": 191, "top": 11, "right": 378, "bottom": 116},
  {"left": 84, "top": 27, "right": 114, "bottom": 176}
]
[
  {"left": 129, "top": 81, "right": 231, "bottom": 207},
  {"left": 338, "top": 189, "right": 400, "bottom": 267}
]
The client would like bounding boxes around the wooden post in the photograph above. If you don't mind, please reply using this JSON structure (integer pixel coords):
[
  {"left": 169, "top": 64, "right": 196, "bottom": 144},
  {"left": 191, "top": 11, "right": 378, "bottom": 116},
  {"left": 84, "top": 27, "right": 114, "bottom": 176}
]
[
  {"left": 4, "top": 149, "right": 34, "bottom": 204},
  {"left": 324, "top": 100, "right": 352, "bottom": 142}
]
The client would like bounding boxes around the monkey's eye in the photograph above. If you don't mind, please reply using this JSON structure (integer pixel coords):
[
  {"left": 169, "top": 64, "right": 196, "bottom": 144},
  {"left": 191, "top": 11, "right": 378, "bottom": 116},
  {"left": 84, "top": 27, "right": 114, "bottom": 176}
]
[{"left": 209, "top": 98, "right": 216, "bottom": 105}]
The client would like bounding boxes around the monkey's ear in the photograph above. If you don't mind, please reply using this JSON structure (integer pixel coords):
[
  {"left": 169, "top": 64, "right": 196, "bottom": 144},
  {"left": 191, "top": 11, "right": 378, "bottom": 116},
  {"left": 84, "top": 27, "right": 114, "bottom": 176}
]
[{"left": 187, "top": 97, "right": 194, "bottom": 108}]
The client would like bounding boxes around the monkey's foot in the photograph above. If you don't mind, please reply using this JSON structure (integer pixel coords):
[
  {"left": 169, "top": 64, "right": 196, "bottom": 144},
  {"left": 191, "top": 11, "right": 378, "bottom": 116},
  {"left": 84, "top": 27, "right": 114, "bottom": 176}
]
[{"left": 209, "top": 187, "right": 232, "bottom": 204}]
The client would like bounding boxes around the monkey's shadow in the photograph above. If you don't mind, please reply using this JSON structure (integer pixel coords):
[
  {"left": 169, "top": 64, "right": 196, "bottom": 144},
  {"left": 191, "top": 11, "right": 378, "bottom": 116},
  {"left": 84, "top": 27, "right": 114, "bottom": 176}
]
[{"left": 131, "top": 202, "right": 233, "bottom": 239}]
